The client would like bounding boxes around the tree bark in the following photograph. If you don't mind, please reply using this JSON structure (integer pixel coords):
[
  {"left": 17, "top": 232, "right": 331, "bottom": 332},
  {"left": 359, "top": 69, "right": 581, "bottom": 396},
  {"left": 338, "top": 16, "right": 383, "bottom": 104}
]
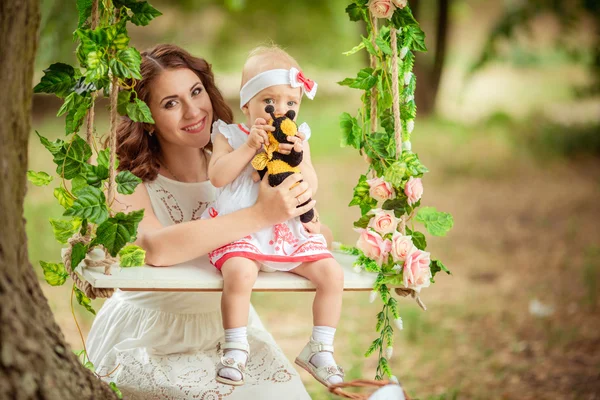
[
  {"left": 413, "top": 0, "right": 450, "bottom": 115},
  {"left": 0, "top": 2, "right": 116, "bottom": 399}
]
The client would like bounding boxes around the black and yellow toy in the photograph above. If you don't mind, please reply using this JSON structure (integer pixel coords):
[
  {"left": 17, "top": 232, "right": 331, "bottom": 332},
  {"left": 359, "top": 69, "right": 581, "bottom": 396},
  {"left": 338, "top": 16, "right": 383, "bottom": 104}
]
[{"left": 251, "top": 105, "right": 314, "bottom": 223}]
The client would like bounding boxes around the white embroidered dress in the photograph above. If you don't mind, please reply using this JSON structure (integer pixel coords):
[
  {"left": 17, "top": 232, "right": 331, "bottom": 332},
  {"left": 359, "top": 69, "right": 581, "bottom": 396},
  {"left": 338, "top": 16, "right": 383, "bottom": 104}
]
[
  {"left": 203, "top": 120, "right": 332, "bottom": 271},
  {"left": 86, "top": 173, "right": 311, "bottom": 400}
]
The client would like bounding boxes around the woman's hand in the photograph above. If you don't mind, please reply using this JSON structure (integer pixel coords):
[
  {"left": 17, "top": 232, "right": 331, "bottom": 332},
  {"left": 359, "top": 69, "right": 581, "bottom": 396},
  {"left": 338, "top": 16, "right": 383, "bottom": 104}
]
[
  {"left": 254, "top": 172, "right": 315, "bottom": 225},
  {"left": 278, "top": 131, "right": 305, "bottom": 155},
  {"left": 246, "top": 118, "right": 274, "bottom": 151}
]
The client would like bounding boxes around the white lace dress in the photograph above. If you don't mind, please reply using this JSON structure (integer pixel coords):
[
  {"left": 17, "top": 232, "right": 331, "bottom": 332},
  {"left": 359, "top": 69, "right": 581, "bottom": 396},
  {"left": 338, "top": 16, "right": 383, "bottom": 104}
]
[
  {"left": 202, "top": 120, "right": 332, "bottom": 272},
  {"left": 86, "top": 174, "right": 311, "bottom": 400}
]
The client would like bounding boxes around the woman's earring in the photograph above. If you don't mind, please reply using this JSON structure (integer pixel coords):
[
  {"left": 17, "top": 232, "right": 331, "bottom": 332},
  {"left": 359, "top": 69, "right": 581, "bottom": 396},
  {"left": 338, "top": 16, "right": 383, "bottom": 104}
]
[{"left": 148, "top": 129, "right": 154, "bottom": 137}]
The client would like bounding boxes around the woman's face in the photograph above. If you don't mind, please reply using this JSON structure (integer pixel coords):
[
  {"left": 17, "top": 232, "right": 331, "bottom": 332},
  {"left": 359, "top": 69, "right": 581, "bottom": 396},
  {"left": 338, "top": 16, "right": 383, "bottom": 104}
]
[{"left": 148, "top": 68, "right": 214, "bottom": 149}]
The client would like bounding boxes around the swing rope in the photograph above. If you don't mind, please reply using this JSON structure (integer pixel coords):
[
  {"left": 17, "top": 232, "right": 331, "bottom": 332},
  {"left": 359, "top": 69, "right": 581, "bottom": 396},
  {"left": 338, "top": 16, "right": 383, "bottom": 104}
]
[{"left": 61, "top": 0, "right": 117, "bottom": 299}]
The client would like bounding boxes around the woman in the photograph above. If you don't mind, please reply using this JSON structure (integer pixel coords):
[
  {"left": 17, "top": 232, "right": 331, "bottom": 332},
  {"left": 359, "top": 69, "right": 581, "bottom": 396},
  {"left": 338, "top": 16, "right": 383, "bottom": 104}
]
[{"left": 86, "top": 44, "right": 316, "bottom": 399}]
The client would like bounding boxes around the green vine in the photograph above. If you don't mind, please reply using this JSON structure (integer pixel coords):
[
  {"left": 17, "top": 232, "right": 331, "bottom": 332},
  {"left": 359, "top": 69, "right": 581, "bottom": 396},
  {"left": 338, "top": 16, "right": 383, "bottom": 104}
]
[
  {"left": 340, "top": 0, "right": 453, "bottom": 381},
  {"left": 30, "top": 0, "right": 161, "bottom": 395}
]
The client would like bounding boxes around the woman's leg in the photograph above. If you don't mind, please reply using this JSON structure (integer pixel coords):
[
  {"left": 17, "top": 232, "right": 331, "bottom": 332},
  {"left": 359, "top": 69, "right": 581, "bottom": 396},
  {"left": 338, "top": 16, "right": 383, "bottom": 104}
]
[{"left": 218, "top": 257, "right": 259, "bottom": 384}]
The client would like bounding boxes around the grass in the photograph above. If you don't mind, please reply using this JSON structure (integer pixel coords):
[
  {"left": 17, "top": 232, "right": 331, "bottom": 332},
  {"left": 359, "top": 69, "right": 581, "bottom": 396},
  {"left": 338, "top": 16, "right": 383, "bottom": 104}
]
[{"left": 25, "top": 94, "right": 600, "bottom": 398}]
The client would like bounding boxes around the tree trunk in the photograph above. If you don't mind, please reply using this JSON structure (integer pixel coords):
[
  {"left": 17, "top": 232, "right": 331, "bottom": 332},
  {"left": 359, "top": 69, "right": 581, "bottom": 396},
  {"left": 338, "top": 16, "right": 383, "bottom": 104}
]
[
  {"left": 0, "top": 2, "right": 116, "bottom": 399},
  {"left": 413, "top": 0, "right": 450, "bottom": 116}
]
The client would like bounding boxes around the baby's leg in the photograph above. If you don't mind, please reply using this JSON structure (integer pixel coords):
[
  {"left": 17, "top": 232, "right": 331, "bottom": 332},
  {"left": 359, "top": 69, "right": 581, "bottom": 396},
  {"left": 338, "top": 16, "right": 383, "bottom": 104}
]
[
  {"left": 218, "top": 257, "right": 260, "bottom": 384},
  {"left": 221, "top": 257, "right": 260, "bottom": 328},
  {"left": 292, "top": 258, "right": 344, "bottom": 385}
]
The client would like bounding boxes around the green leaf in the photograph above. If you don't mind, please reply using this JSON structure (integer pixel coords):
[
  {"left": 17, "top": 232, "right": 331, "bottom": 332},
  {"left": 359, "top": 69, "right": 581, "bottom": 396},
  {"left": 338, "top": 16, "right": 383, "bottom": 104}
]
[
  {"left": 404, "top": 24, "right": 427, "bottom": 52},
  {"left": 110, "top": 47, "right": 142, "bottom": 80},
  {"left": 128, "top": 1, "right": 163, "bottom": 26},
  {"left": 71, "top": 175, "right": 87, "bottom": 193},
  {"left": 338, "top": 68, "right": 377, "bottom": 90},
  {"left": 71, "top": 242, "right": 88, "bottom": 271},
  {"left": 109, "top": 382, "right": 123, "bottom": 399},
  {"left": 353, "top": 214, "right": 372, "bottom": 229},
  {"left": 381, "top": 198, "right": 407, "bottom": 218},
  {"left": 384, "top": 161, "right": 407, "bottom": 188},
  {"left": 406, "top": 228, "right": 427, "bottom": 250},
  {"left": 76, "top": 0, "right": 93, "bottom": 28},
  {"left": 342, "top": 41, "right": 366, "bottom": 56},
  {"left": 349, "top": 175, "right": 377, "bottom": 215},
  {"left": 402, "top": 152, "right": 429, "bottom": 177},
  {"left": 119, "top": 245, "right": 146, "bottom": 267},
  {"left": 54, "top": 187, "right": 75, "bottom": 209},
  {"left": 416, "top": 207, "right": 454, "bottom": 237},
  {"left": 81, "top": 163, "right": 109, "bottom": 188},
  {"left": 74, "top": 286, "right": 96, "bottom": 315},
  {"left": 126, "top": 98, "right": 155, "bottom": 123},
  {"left": 34, "top": 63, "right": 77, "bottom": 98},
  {"left": 361, "top": 36, "right": 377, "bottom": 56},
  {"left": 116, "top": 170, "right": 142, "bottom": 195},
  {"left": 53, "top": 135, "right": 92, "bottom": 179},
  {"left": 27, "top": 171, "right": 53, "bottom": 186},
  {"left": 64, "top": 186, "right": 109, "bottom": 224},
  {"left": 339, "top": 112, "right": 362, "bottom": 149},
  {"left": 375, "top": 26, "right": 392, "bottom": 55},
  {"left": 49, "top": 218, "right": 82, "bottom": 244},
  {"left": 117, "top": 90, "right": 131, "bottom": 116},
  {"left": 94, "top": 210, "right": 144, "bottom": 257},
  {"left": 365, "top": 338, "right": 381, "bottom": 357},
  {"left": 388, "top": 297, "right": 400, "bottom": 319},
  {"left": 365, "top": 132, "right": 396, "bottom": 160},
  {"left": 65, "top": 95, "right": 92, "bottom": 135},
  {"left": 391, "top": 7, "right": 419, "bottom": 29},
  {"left": 430, "top": 259, "right": 451, "bottom": 281},
  {"left": 376, "top": 311, "right": 385, "bottom": 332},
  {"left": 37, "top": 131, "right": 64, "bottom": 156},
  {"left": 345, "top": 3, "right": 365, "bottom": 22},
  {"left": 39, "top": 261, "right": 68, "bottom": 286}
]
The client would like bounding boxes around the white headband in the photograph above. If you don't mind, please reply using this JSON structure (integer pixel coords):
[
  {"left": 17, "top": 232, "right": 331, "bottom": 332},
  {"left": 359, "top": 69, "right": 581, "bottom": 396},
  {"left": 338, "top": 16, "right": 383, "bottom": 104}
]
[{"left": 239, "top": 67, "right": 318, "bottom": 109}]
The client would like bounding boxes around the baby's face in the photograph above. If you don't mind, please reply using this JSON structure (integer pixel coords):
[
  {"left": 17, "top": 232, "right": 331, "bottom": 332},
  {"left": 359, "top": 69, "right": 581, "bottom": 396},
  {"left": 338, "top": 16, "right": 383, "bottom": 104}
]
[{"left": 243, "top": 84, "right": 302, "bottom": 123}]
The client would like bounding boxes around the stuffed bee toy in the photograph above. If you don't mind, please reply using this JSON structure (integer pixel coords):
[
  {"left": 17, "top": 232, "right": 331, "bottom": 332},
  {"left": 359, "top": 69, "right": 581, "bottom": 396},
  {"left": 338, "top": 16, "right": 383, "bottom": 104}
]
[{"left": 251, "top": 105, "right": 314, "bottom": 223}]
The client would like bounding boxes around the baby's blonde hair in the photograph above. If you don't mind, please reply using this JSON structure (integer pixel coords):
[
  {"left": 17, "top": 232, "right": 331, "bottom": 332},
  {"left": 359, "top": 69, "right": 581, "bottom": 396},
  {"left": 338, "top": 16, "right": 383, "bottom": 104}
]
[{"left": 241, "top": 44, "right": 301, "bottom": 88}]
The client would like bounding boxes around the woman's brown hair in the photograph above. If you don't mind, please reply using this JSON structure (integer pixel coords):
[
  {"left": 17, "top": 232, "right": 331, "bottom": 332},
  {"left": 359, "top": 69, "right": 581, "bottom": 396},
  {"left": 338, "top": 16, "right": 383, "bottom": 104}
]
[{"left": 116, "top": 44, "right": 233, "bottom": 181}]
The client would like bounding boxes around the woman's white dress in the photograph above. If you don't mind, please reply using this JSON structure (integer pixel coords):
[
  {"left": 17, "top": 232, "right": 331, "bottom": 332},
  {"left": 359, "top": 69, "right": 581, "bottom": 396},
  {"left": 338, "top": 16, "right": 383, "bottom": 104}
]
[
  {"left": 86, "top": 174, "right": 311, "bottom": 400},
  {"left": 202, "top": 121, "right": 331, "bottom": 271}
]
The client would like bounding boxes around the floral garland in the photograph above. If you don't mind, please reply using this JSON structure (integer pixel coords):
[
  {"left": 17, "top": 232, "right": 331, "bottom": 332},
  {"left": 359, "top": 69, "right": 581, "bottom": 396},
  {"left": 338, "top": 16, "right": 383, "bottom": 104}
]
[{"left": 339, "top": 0, "right": 453, "bottom": 381}]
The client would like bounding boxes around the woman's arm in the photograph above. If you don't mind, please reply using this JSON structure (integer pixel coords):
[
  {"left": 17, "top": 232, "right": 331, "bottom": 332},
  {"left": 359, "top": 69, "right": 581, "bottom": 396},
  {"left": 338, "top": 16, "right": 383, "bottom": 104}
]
[
  {"left": 113, "top": 173, "right": 315, "bottom": 267},
  {"left": 208, "top": 133, "right": 256, "bottom": 188}
]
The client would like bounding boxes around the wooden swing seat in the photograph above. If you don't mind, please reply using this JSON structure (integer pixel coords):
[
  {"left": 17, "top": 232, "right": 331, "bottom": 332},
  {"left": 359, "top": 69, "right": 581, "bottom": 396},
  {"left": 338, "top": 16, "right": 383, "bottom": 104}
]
[{"left": 76, "top": 250, "right": 393, "bottom": 292}]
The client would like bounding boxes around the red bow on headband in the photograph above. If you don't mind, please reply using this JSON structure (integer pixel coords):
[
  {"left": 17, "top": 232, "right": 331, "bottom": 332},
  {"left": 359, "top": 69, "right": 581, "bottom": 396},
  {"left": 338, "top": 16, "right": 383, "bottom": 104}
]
[{"left": 296, "top": 71, "right": 315, "bottom": 92}]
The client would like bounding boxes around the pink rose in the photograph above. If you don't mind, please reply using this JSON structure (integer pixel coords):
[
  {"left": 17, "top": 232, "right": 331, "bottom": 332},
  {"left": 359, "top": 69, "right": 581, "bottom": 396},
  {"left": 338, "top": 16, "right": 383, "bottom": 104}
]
[
  {"left": 392, "top": 0, "right": 408, "bottom": 9},
  {"left": 368, "top": 0, "right": 396, "bottom": 19},
  {"left": 368, "top": 209, "right": 401, "bottom": 235},
  {"left": 391, "top": 232, "right": 414, "bottom": 262},
  {"left": 404, "top": 177, "right": 423, "bottom": 205},
  {"left": 367, "top": 177, "right": 395, "bottom": 202},
  {"left": 356, "top": 228, "right": 392, "bottom": 266},
  {"left": 403, "top": 248, "right": 432, "bottom": 292}
]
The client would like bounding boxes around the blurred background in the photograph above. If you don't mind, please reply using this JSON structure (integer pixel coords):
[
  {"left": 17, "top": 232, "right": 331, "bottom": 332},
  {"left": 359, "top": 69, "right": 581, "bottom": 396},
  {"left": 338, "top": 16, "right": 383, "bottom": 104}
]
[{"left": 28, "top": 0, "right": 599, "bottom": 398}]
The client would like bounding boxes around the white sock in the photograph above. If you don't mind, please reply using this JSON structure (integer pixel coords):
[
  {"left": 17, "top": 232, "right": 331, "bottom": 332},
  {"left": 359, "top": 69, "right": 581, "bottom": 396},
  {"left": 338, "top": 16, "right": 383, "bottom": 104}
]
[
  {"left": 218, "top": 327, "right": 248, "bottom": 382},
  {"left": 310, "top": 326, "right": 343, "bottom": 385}
]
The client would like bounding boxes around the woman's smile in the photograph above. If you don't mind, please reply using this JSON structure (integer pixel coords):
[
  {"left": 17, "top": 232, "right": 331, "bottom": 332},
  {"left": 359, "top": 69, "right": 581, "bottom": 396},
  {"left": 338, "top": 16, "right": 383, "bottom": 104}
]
[{"left": 181, "top": 116, "right": 207, "bottom": 134}]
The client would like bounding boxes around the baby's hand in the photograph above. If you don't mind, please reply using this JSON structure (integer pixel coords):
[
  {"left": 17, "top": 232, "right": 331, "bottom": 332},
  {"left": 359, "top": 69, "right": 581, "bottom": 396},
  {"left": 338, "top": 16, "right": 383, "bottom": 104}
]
[
  {"left": 278, "top": 130, "right": 305, "bottom": 155},
  {"left": 247, "top": 118, "right": 274, "bottom": 151}
]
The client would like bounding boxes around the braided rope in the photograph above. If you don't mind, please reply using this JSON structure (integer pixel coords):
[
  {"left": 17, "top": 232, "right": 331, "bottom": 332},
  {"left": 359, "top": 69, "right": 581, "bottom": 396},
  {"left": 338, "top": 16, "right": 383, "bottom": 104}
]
[
  {"left": 62, "top": 232, "right": 115, "bottom": 299},
  {"left": 391, "top": 27, "right": 402, "bottom": 158},
  {"left": 106, "top": 75, "right": 119, "bottom": 210}
]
